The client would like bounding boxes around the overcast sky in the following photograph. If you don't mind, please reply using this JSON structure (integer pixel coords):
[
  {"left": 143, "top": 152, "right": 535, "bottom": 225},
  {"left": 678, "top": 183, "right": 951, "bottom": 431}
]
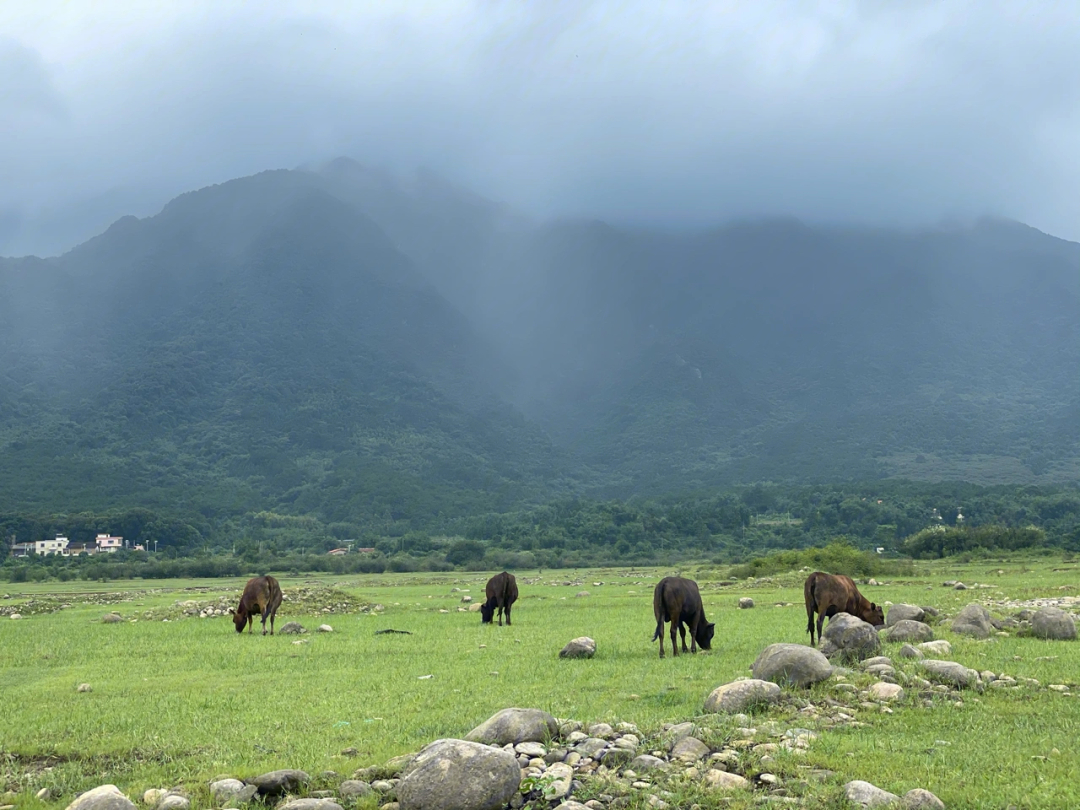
[{"left": 2, "top": 0, "right": 1079, "bottom": 255}]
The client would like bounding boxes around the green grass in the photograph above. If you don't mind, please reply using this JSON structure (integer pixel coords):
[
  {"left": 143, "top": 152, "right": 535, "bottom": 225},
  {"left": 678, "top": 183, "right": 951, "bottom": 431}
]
[{"left": 2, "top": 559, "right": 1080, "bottom": 809}]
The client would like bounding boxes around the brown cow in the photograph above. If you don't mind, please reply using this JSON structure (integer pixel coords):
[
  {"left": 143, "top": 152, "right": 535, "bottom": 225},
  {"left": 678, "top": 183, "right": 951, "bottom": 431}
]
[
  {"left": 481, "top": 571, "right": 518, "bottom": 626},
  {"left": 804, "top": 571, "right": 885, "bottom": 646},
  {"left": 233, "top": 575, "right": 283, "bottom": 635},
  {"left": 652, "top": 576, "right": 715, "bottom": 658}
]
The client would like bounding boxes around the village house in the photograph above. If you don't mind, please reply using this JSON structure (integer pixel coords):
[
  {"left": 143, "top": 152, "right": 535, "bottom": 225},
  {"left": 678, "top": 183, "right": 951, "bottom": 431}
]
[
  {"left": 95, "top": 534, "right": 124, "bottom": 553},
  {"left": 35, "top": 535, "right": 70, "bottom": 556}
]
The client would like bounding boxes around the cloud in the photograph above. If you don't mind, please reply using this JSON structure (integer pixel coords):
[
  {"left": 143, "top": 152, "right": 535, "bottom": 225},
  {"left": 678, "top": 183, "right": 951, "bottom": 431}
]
[{"left": 1, "top": 0, "right": 1078, "bottom": 255}]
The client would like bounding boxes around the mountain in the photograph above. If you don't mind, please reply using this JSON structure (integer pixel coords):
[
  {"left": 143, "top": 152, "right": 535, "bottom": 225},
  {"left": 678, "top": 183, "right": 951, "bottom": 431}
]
[{"left": 1, "top": 161, "right": 1078, "bottom": 534}]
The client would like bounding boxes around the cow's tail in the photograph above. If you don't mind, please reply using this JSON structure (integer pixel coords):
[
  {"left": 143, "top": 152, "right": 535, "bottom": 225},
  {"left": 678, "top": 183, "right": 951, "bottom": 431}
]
[{"left": 652, "top": 581, "right": 668, "bottom": 640}]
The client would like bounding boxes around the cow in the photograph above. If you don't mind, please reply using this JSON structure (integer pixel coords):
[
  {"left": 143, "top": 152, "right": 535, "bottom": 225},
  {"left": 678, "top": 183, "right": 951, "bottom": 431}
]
[
  {"left": 804, "top": 571, "right": 885, "bottom": 646},
  {"left": 481, "top": 571, "right": 518, "bottom": 626},
  {"left": 652, "top": 576, "right": 715, "bottom": 658},
  {"left": 233, "top": 575, "right": 283, "bottom": 635}
]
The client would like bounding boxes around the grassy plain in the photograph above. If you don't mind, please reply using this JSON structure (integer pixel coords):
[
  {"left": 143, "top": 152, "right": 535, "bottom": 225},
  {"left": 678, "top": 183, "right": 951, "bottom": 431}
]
[{"left": 2, "top": 557, "right": 1079, "bottom": 810}]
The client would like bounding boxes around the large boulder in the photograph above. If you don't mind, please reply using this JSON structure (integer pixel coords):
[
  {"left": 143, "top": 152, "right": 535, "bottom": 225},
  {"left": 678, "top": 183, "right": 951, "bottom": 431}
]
[
  {"left": 885, "top": 604, "right": 926, "bottom": 626},
  {"left": 920, "top": 659, "right": 979, "bottom": 689},
  {"left": 245, "top": 770, "right": 310, "bottom": 797},
  {"left": 1030, "top": 607, "right": 1077, "bottom": 640},
  {"left": 843, "top": 780, "right": 899, "bottom": 807},
  {"left": 559, "top": 637, "right": 596, "bottom": 659},
  {"left": 751, "top": 643, "right": 833, "bottom": 687},
  {"left": 65, "top": 785, "right": 137, "bottom": 810},
  {"left": 397, "top": 739, "right": 520, "bottom": 810},
  {"left": 702, "top": 679, "right": 781, "bottom": 714},
  {"left": 820, "top": 613, "right": 881, "bottom": 662},
  {"left": 885, "top": 620, "right": 935, "bottom": 644},
  {"left": 465, "top": 708, "right": 557, "bottom": 745},
  {"left": 951, "top": 604, "right": 993, "bottom": 639}
]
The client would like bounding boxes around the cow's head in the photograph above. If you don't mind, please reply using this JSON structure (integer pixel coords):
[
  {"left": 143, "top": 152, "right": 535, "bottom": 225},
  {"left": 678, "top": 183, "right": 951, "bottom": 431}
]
[
  {"left": 863, "top": 602, "right": 885, "bottom": 628},
  {"left": 480, "top": 603, "right": 494, "bottom": 624},
  {"left": 697, "top": 621, "right": 716, "bottom": 650},
  {"left": 233, "top": 609, "right": 246, "bottom": 633}
]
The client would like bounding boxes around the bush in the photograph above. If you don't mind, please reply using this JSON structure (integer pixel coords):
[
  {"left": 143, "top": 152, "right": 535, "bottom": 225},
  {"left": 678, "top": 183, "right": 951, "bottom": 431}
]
[
  {"left": 728, "top": 540, "right": 914, "bottom": 579},
  {"left": 902, "top": 525, "right": 1046, "bottom": 558}
]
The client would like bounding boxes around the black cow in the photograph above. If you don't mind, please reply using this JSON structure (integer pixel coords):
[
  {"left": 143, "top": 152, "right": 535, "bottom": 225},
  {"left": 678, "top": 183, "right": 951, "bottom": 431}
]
[
  {"left": 233, "top": 575, "right": 283, "bottom": 635},
  {"left": 652, "top": 576, "right": 714, "bottom": 658},
  {"left": 481, "top": 571, "right": 518, "bottom": 626}
]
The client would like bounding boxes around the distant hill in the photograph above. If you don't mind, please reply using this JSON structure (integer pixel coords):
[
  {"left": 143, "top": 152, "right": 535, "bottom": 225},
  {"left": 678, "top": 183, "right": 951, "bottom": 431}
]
[{"left": 1, "top": 161, "right": 1077, "bottom": 531}]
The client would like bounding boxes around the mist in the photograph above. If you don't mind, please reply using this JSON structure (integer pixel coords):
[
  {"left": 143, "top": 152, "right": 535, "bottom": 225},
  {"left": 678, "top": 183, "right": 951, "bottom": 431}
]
[{"left": 2, "top": 1, "right": 1079, "bottom": 257}]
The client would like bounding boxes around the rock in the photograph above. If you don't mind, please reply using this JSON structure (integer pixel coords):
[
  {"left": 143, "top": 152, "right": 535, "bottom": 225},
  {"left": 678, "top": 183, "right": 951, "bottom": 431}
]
[
  {"left": 559, "top": 637, "right": 596, "bottom": 659},
  {"left": 885, "top": 605, "right": 926, "bottom": 626},
  {"left": 468, "top": 603, "right": 482, "bottom": 612},
  {"left": 901, "top": 788, "right": 945, "bottom": 809},
  {"left": 540, "top": 762, "right": 574, "bottom": 801},
  {"left": 869, "top": 682, "right": 905, "bottom": 701},
  {"left": 1031, "top": 607, "right": 1077, "bottom": 640},
  {"left": 738, "top": 598, "right": 755, "bottom": 609},
  {"left": 397, "top": 739, "right": 520, "bottom": 810},
  {"left": 9, "top": 613, "right": 21, "bottom": 620},
  {"left": 515, "top": 741, "right": 547, "bottom": 757},
  {"left": 951, "top": 604, "right": 993, "bottom": 639},
  {"left": 210, "top": 779, "right": 257, "bottom": 805},
  {"left": 576, "top": 591, "right": 590, "bottom": 598},
  {"left": 898, "top": 644, "right": 924, "bottom": 660},
  {"left": 317, "top": 624, "right": 333, "bottom": 633},
  {"left": 670, "top": 737, "right": 710, "bottom": 763},
  {"left": 278, "top": 622, "right": 306, "bottom": 635},
  {"left": 629, "top": 755, "right": 666, "bottom": 773},
  {"left": 102, "top": 613, "right": 123, "bottom": 623},
  {"left": 382, "top": 755, "right": 416, "bottom": 775},
  {"left": 953, "top": 582, "right": 967, "bottom": 590},
  {"left": 885, "top": 620, "right": 935, "bottom": 643},
  {"left": 246, "top": 769, "right": 310, "bottom": 797},
  {"left": 143, "top": 790, "right": 166, "bottom": 807},
  {"left": 704, "top": 770, "right": 749, "bottom": 790},
  {"left": 920, "top": 659, "right": 979, "bottom": 689},
  {"left": 37, "top": 789, "right": 52, "bottom": 801},
  {"left": 279, "top": 801, "right": 344, "bottom": 810},
  {"left": 820, "top": 613, "right": 882, "bottom": 662},
  {"left": 339, "top": 781, "right": 373, "bottom": 799},
  {"left": 843, "top": 780, "right": 900, "bottom": 807},
  {"left": 465, "top": 708, "right": 558, "bottom": 745},
  {"left": 917, "top": 640, "right": 952, "bottom": 656},
  {"left": 77, "top": 683, "right": 93, "bottom": 692},
  {"left": 65, "top": 785, "right": 137, "bottom": 810},
  {"left": 751, "top": 643, "right": 833, "bottom": 687},
  {"left": 158, "top": 797, "right": 189, "bottom": 810},
  {"left": 703, "top": 679, "right": 781, "bottom": 713},
  {"left": 599, "top": 747, "right": 634, "bottom": 767},
  {"left": 461, "top": 595, "right": 472, "bottom": 603}
]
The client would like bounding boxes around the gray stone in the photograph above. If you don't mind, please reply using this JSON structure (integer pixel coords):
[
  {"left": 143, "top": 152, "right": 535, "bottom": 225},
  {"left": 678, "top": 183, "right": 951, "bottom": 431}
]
[
  {"left": 278, "top": 622, "right": 306, "bottom": 635},
  {"left": 703, "top": 770, "right": 749, "bottom": 790},
  {"left": 885, "top": 605, "right": 926, "bottom": 626},
  {"left": 951, "top": 604, "right": 993, "bottom": 639},
  {"left": 465, "top": 708, "right": 558, "bottom": 745},
  {"left": 317, "top": 624, "right": 333, "bottom": 633},
  {"left": 246, "top": 770, "right": 310, "bottom": 797},
  {"left": 670, "top": 737, "right": 710, "bottom": 762},
  {"left": 515, "top": 741, "right": 547, "bottom": 757},
  {"left": 751, "top": 643, "right": 833, "bottom": 687},
  {"left": 382, "top": 754, "right": 416, "bottom": 776},
  {"left": 574, "top": 738, "right": 608, "bottom": 758},
  {"left": 629, "top": 755, "right": 666, "bottom": 773},
  {"left": 77, "top": 683, "right": 93, "bottom": 693},
  {"left": 541, "top": 763, "right": 574, "bottom": 801},
  {"left": 820, "top": 613, "right": 881, "bottom": 662},
  {"left": 843, "top": 780, "right": 900, "bottom": 807},
  {"left": 157, "top": 796, "right": 188, "bottom": 810},
  {"left": 703, "top": 679, "right": 781, "bottom": 714},
  {"left": 901, "top": 788, "right": 945, "bottom": 809},
  {"left": 397, "top": 739, "right": 520, "bottom": 810},
  {"left": 559, "top": 637, "right": 596, "bottom": 659},
  {"left": 898, "top": 644, "right": 924, "bottom": 660},
  {"left": 1031, "top": 607, "right": 1077, "bottom": 640},
  {"left": 885, "top": 620, "right": 934, "bottom": 643},
  {"left": 279, "top": 802, "right": 344, "bottom": 810},
  {"left": 920, "top": 659, "right": 979, "bottom": 689},
  {"left": 65, "top": 786, "right": 137, "bottom": 810},
  {"left": 917, "top": 640, "right": 952, "bottom": 656},
  {"left": 143, "top": 790, "right": 166, "bottom": 806},
  {"left": 102, "top": 613, "right": 124, "bottom": 624},
  {"left": 210, "top": 779, "right": 255, "bottom": 805},
  {"left": 738, "top": 598, "right": 755, "bottom": 609},
  {"left": 338, "top": 781, "right": 373, "bottom": 799},
  {"left": 869, "top": 682, "right": 904, "bottom": 701}
]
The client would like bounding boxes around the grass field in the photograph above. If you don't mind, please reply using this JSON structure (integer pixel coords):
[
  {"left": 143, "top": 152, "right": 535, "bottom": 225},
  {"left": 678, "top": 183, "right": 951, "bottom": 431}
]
[{"left": 2, "top": 557, "right": 1079, "bottom": 809}]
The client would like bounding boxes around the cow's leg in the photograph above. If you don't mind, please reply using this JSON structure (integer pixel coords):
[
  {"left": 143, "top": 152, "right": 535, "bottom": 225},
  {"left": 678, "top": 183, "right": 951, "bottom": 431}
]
[
  {"left": 816, "top": 612, "right": 826, "bottom": 647},
  {"left": 657, "top": 619, "right": 666, "bottom": 658},
  {"left": 688, "top": 614, "right": 699, "bottom": 654},
  {"left": 261, "top": 604, "right": 270, "bottom": 635},
  {"left": 807, "top": 606, "right": 817, "bottom": 646},
  {"left": 670, "top": 622, "right": 680, "bottom": 657},
  {"left": 247, "top": 614, "right": 254, "bottom": 633},
  {"left": 505, "top": 603, "right": 512, "bottom": 626}
]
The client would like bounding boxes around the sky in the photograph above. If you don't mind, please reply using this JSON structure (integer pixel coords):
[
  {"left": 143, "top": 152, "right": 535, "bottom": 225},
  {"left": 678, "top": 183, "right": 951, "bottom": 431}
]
[{"left": 2, "top": 0, "right": 1079, "bottom": 256}]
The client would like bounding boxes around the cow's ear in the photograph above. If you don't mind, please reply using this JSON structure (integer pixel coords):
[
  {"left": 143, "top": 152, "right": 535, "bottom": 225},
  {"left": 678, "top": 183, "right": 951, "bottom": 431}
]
[{"left": 870, "top": 603, "right": 877, "bottom": 610}]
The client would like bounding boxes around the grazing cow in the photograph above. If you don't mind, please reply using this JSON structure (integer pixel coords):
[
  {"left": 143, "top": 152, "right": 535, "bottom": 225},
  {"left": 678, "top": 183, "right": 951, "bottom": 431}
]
[
  {"left": 652, "top": 576, "right": 715, "bottom": 658},
  {"left": 233, "top": 575, "right": 283, "bottom": 635},
  {"left": 480, "top": 571, "right": 518, "bottom": 626},
  {"left": 804, "top": 571, "right": 885, "bottom": 646}
]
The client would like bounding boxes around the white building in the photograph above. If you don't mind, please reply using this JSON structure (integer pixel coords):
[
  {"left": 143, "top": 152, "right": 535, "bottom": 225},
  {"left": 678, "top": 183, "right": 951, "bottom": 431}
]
[
  {"left": 95, "top": 534, "right": 124, "bottom": 553},
  {"left": 35, "top": 535, "right": 69, "bottom": 556}
]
